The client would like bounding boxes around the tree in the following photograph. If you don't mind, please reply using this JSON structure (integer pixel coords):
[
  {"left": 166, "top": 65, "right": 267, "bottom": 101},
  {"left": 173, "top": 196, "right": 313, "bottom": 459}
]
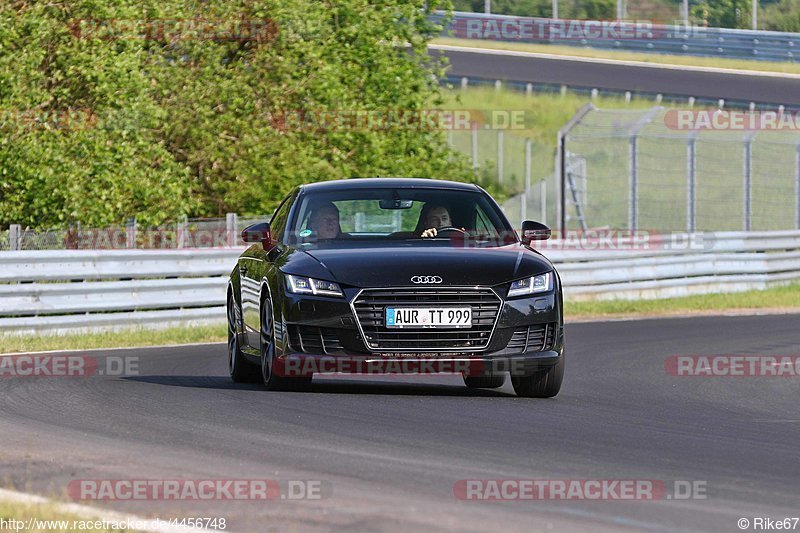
[{"left": 1, "top": 0, "right": 470, "bottom": 228}]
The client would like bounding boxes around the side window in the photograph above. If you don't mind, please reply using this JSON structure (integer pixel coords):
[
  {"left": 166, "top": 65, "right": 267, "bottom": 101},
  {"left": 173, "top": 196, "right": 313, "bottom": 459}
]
[
  {"left": 475, "top": 205, "right": 495, "bottom": 235},
  {"left": 269, "top": 191, "right": 296, "bottom": 243}
]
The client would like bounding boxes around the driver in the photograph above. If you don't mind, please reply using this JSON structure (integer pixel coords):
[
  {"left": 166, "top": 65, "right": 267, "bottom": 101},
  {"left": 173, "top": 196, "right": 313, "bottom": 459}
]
[
  {"left": 307, "top": 202, "right": 342, "bottom": 240},
  {"left": 417, "top": 204, "right": 458, "bottom": 238}
]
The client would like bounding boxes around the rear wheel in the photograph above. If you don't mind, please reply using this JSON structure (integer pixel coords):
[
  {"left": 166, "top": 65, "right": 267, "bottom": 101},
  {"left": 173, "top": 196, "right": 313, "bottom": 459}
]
[
  {"left": 463, "top": 374, "right": 506, "bottom": 389},
  {"left": 511, "top": 356, "right": 564, "bottom": 398},
  {"left": 260, "top": 296, "right": 311, "bottom": 391},
  {"left": 227, "top": 292, "right": 260, "bottom": 383}
]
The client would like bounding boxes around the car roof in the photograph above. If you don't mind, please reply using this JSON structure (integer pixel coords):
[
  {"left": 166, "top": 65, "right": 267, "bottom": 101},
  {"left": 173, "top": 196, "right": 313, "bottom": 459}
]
[{"left": 299, "top": 178, "right": 481, "bottom": 193}]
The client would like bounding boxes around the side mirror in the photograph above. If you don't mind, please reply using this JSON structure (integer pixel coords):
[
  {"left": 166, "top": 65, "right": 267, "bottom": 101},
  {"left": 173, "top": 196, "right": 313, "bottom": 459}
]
[
  {"left": 521, "top": 220, "right": 551, "bottom": 244},
  {"left": 241, "top": 222, "right": 273, "bottom": 249}
]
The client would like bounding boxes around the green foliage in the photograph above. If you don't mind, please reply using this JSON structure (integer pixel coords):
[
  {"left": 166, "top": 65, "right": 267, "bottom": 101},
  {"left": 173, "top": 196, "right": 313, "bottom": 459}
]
[
  {"left": 761, "top": 0, "right": 800, "bottom": 31},
  {"left": 1, "top": 0, "right": 471, "bottom": 229},
  {"left": 690, "top": 0, "right": 752, "bottom": 28}
]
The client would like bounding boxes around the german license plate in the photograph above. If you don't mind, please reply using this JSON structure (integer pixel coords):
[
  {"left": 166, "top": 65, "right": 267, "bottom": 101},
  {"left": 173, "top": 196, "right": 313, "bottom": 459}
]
[{"left": 385, "top": 307, "right": 472, "bottom": 328}]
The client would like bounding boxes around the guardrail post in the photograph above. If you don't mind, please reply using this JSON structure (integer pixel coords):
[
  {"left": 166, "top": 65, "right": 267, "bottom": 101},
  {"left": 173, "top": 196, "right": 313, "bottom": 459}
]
[
  {"left": 743, "top": 132, "right": 756, "bottom": 231},
  {"left": 687, "top": 132, "right": 697, "bottom": 233},
  {"left": 226, "top": 213, "right": 237, "bottom": 248},
  {"left": 471, "top": 121, "right": 478, "bottom": 173},
  {"left": 497, "top": 129, "right": 504, "bottom": 184},
  {"left": 126, "top": 217, "right": 137, "bottom": 249},
  {"left": 177, "top": 215, "right": 187, "bottom": 248},
  {"left": 9, "top": 224, "right": 20, "bottom": 251}
]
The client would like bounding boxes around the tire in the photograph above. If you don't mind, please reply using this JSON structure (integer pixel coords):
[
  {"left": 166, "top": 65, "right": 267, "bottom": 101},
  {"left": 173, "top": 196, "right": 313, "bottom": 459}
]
[
  {"left": 511, "top": 356, "right": 564, "bottom": 398},
  {"left": 260, "top": 295, "right": 312, "bottom": 392},
  {"left": 463, "top": 374, "right": 506, "bottom": 389},
  {"left": 227, "top": 292, "right": 260, "bottom": 383}
]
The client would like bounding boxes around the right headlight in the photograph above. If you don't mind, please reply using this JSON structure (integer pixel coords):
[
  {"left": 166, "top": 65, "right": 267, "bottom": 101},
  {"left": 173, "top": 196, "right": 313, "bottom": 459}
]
[
  {"left": 507, "top": 272, "right": 553, "bottom": 298},
  {"left": 285, "top": 274, "right": 344, "bottom": 298}
]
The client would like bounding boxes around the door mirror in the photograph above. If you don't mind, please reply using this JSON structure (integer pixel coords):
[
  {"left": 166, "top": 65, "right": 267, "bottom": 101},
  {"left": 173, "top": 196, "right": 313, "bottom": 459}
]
[
  {"left": 521, "top": 220, "right": 551, "bottom": 244},
  {"left": 241, "top": 222, "right": 273, "bottom": 249}
]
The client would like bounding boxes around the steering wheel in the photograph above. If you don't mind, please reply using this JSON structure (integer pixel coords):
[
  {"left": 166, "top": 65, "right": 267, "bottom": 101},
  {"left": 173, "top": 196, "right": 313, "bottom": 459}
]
[{"left": 432, "top": 226, "right": 467, "bottom": 236}]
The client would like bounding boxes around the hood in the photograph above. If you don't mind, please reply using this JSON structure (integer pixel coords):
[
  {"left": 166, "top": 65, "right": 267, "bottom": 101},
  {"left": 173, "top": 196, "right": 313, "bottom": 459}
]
[{"left": 281, "top": 243, "right": 553, "bottom": 288}]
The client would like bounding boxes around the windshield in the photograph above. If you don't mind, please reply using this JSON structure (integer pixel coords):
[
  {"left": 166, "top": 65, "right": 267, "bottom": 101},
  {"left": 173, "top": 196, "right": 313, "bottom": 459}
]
[{"left": 288, "top": 188, "right": 515, "bottom": 248}]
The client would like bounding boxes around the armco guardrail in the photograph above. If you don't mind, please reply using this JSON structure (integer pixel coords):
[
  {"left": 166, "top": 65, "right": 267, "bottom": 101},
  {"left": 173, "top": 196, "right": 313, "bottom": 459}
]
[
  {"left": 0, "top": 231, "right": 798, "bottom": 335},
  {"left": 0, "top": 249, "right": 242, "bottom": 336},
  {"left": 436, "top": 11, "right": 800, "bottom": 63}
]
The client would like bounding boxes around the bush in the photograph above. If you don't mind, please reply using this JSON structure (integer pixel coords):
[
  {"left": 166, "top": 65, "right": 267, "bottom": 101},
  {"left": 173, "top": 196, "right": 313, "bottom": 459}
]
[{"left": 0, "top": 0, "right": 471, "bottom": 229}]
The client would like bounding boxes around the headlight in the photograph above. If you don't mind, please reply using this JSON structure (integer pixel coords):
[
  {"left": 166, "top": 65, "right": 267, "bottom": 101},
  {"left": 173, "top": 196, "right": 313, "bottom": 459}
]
[
  {"left": 285, "top": 274, "right": 344, "bottom": 297},
  {"left": 507, "top": 272, "right": 552, "bottom": 298}
]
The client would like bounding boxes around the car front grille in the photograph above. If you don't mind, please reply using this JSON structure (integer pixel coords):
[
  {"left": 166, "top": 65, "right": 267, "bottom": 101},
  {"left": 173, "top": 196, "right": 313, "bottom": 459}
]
[
  {"left": 352, "top": 287, "right": 502, "bottom": 352},
  {"left": 288, "top": 325, "right": 345, "bottom": 355},
  {"left": 506, "top": 323, "right": 557, "bottom": 353}
]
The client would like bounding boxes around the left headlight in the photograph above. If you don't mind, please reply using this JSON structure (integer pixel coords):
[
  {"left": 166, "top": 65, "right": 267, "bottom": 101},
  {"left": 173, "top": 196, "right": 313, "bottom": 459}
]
[
  {"left": 507, "top": 272, "right": 553, "bottom": 298},
  {"left": 285, "top": 274, "right": 344, "bottom": 298}
]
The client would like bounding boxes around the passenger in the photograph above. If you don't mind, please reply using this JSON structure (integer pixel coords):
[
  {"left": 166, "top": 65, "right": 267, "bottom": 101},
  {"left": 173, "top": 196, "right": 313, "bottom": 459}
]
[{"left": 308, "top": 203, "right": 342, "bottom": 239}]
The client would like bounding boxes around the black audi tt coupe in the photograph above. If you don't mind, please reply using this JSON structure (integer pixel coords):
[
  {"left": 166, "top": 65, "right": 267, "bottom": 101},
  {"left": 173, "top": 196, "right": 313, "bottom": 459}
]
[{"left": 227, "top": 178, "right": 564, "bottom": 397}]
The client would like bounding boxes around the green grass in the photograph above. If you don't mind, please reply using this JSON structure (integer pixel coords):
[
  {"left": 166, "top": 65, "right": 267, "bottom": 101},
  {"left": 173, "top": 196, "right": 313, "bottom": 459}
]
[
  {"left": 565, "top": 283, "right": 800, "bottom": 319},
  {"left": 0, "top": 323, "right": 225, "bottom": 354},
  {"left": 433, "top": 37, "right": 800, "bottom": 75}
]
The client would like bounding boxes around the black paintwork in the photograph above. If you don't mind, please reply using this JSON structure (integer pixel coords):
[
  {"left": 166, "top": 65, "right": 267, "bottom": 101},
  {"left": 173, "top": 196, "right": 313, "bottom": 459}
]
[{"left": 228, "top": 178, "right": 564, "bottom": 373}]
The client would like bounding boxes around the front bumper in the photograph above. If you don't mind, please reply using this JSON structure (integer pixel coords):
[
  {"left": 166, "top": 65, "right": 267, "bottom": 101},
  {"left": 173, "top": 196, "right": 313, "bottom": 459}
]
[{"left": 273, "top": 344, "right": 563, "bottom": 378}]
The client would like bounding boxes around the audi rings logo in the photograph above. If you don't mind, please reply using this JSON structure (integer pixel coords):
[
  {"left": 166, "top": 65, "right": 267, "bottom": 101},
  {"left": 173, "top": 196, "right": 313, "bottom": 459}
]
[{"left": 411, "top": 276, "right": 442, "bottom": 284}]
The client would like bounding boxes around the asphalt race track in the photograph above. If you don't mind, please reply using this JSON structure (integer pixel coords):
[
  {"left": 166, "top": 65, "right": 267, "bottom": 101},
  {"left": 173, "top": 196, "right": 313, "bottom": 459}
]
[
  {"left": 435, "top": 46, "right": 800, "bottom": 107},
  {"left": 1, "top": 314, "right": 799, "bottom": 532}
]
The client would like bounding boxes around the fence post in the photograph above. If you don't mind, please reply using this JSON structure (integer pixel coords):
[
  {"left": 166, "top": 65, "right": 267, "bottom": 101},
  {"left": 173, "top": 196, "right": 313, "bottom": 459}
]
[
  {"left": 177, "top": 215, "right": 187, "bottom": 248},
  {"left": 126, "top": 217, "right": 137, "bottom": 249},
  {"left": 628, "top": 133, "right": 638, "bottom": 231},
  {"left": 520, "top": 193, "right": 527, "bottom": 225},
  {"left": 524, "top": 138, "right": 532, "bottom": 196},
  {"left": 743, "top": 132, "right": 756, "bottom": 231},
  {"left": 686, "top": 132, "right": 697, "bottom": 233},
  {"left": 9, "top": 224, "right": 21, "bottom": 251},
  {"left": 226, "top": 212, "right": 237, "bottom": 247},
  {"left": 540, "top": 179, "right": 547, "bottom": 225},
  {"left": 471, "top": 121, "right": 479, "bottom": 173},
  {"left": 627, "top": 107, "right": 662, "bottom": 232},
  {"left": 497, "top": 129, "right": 504, "bottom": 184}
]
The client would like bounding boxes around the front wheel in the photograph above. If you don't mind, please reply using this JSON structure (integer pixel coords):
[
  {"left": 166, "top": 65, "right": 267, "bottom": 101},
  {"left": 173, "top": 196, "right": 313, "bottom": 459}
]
[
  {"left": 227, "top": 292, "right": 260, "bottom": 383},
  {"left": 260, "top": 297, "right": 311, "bottom": 391},
  {"left": 511, "top": 356, "right": 564, "bottom": 398}
]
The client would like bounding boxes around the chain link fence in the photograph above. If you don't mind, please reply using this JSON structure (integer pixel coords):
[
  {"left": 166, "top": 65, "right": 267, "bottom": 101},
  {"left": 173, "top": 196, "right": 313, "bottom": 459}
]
[{"left": 557, "top": 106, "right": 800, "bottom": 232}]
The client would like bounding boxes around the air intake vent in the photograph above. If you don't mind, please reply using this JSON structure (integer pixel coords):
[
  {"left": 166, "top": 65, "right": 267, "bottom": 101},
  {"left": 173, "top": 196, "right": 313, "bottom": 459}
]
[{"left": 353, "top": 287, "right": 501, "bottom": 352}]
